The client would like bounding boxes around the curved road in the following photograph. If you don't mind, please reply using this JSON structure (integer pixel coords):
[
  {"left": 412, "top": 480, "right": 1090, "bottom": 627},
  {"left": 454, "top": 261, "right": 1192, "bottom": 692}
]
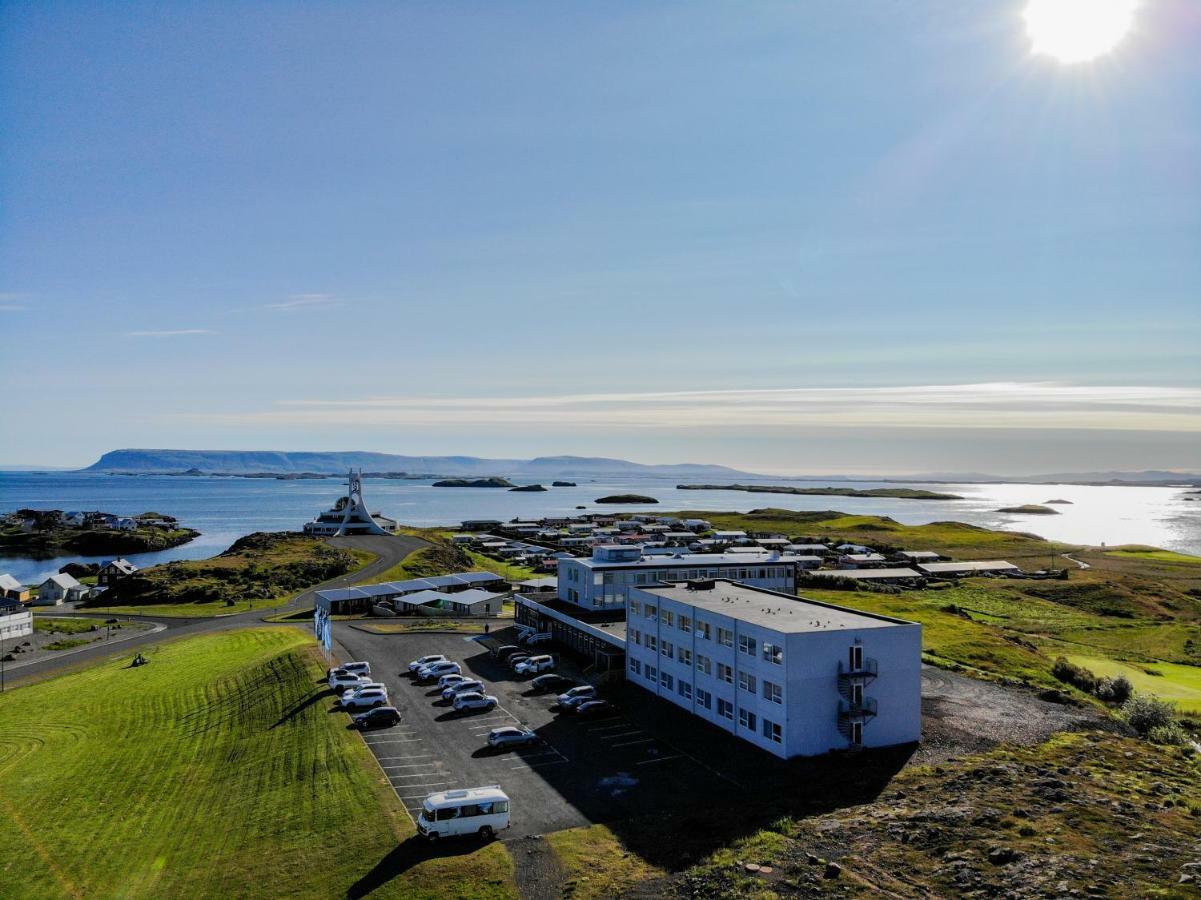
[{"left": 6, "top": 533, "right": 429, "bottom": 684}]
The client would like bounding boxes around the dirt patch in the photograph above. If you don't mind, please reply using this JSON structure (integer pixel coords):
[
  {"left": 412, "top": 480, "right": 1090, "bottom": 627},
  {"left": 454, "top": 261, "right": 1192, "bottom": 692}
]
[{"left": 508, "top": 835, "right": 567, "bottom": 900}]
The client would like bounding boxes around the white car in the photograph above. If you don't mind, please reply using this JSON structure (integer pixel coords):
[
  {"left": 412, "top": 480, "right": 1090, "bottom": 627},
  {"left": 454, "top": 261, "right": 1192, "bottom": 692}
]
[
  {"left": 513, "top": 655, "right": 555, "bottom": 676},
  {"left": 408, "top": 654, "right": 447, "bottom": 674},
  {"left": 438, "top": 673, "right": 469, "bottom": 689},
  {"left": 442, "top": 679, "right": 485, "bottom": 701},
  {"left": 342, "top": 688, "right": 389, "bottom": 710},
  {"left": 452, "top": 692, "right": 498, "bottom": 712},
  {"left": 416, "top": 661, "right": 461, "bottom": 682},
  {"left": 556, "top": 685, "right": 596, "bottom": 708},
  {"left": 487, "top": 726, "right": 539, "bottom": 749},
  {"left": 329, "top": 672, "right": 368, "bottom": 693},
  {"left": 341, "top": 681, "right": 387, "bottom": 699},
  {"left": 334, "top": 660, "right": 371, "bottom": 678}
]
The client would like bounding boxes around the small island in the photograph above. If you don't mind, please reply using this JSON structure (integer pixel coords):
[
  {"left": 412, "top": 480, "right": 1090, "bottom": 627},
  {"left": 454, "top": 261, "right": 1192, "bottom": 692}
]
[
  {"left": 0, "top": 509, "right": 198, "bottom": 558},
  {"left": 552, "top": 481, "right": 576, "bottom": 487},
  {"left": 1045, "top": 499, "right": 1074, "bottom": 505},
  {"left": 509, "top": 484, "right": 547, "bottom": 492},
  {"left": 997, "top": 504, "right": 1061, "bottom": 515},
  {"left": 595, "top": 494, "right": 659, "bottom": 504},
  {"left": 432, "top": 477, "right": 516, "bottom": 488},
  {"left": 677, "top": 483, "right": 963, "bottom": 500}
]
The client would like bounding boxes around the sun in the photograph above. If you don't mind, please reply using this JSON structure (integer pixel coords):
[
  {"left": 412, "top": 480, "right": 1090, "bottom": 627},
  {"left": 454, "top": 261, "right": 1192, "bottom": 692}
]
[{"left": 1024, "top": 0, "right": 1139, "bottom": 64}]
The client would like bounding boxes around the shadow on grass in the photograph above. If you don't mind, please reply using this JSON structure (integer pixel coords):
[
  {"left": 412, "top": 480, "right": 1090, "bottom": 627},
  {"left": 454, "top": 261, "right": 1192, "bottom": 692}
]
[
  {"left": 270, "top": 688, "right": 331, "bottom": 729},
  {"left": 346, "top": 835, "right": 489, "bottom": 899}
]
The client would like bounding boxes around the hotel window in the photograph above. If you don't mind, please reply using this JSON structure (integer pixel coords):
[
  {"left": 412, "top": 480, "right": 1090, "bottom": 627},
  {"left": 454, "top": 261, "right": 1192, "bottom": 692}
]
[
  {"left": 738, "top": 634, "right": 756, "bottom": 657},
  {"left": 661, "top": 641, "right": 674, "bottom": 660},
  {"left": 717, "top": 627, "right": 733, "bottom": 648},
  {"left": 645, "top": 604, "right": 657, "bottom": 619},
  {"left": 717, "top": 698, "right": 734, "bottom": 720},
  {"left": 716, "top": 662, "right": 733, "bottom": 684},
  {"left": 678, "top": 648, "right": 692, "bottom": 667},
  {"left": 696, "top": 688, "right": 712, "bottom": 710},
  {"left": 629, "top": 599, "right": 640, "bottom": 615},
  {"left": 738, "top": 671, "right": 757, "bottom": 694},
  {"left": 738, "top": 568, "right": 748, "bottom": 579},
  {"left": 629, "top": 658, "right": 641, "bottom": 675},
  {"left": 647, "top": 635, "right": 657, "bottom": 652},
  {"left": 660, "top": 671, "right": 673, "bottom": 690},
  {"left": 739, "top": 708, "right": 757, "bottom": 731},
  {"left": 630, "top": 629, "right": 640, "bottom": 646},
  {"left": 762, "top": 680, "right": 783, "bottom": 704},
  {"left": 678, "top": 680, "right": 692, "bottom": 700},
  {"left": 762, "top": 719, "right": 783, "bottom": 744},
  {"left": 697, "top": 620, "right": 712, "bottom": 641},
  {"left": 695, "top": 655, "right": 711, "bottom": 676},
  {"left": 646, "top": 665, "right": 657, "bottom": 682},
  {"left": 661, "top": 609, "right": 674, "bottom": 627},
  {"left": 678, "top": 615, "right": 692, "bottom": 633},
  {"left": 763, "top": 642, "right": 784, "bottom": 665}
]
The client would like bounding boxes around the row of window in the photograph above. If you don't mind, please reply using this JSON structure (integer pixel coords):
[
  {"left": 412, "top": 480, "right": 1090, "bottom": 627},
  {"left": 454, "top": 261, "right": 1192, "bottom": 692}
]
[
  {"left": 614, "top": 566, "right": 791, "bottom": 588},
  {"left": 628, "top": 602, "right": 785, "bottom": 666},
  {"left": 630, "top": 664, "right": 782, "bottom": 744},
  {"left": 630, "top": 643, "right": 783, "bottom": 703}
]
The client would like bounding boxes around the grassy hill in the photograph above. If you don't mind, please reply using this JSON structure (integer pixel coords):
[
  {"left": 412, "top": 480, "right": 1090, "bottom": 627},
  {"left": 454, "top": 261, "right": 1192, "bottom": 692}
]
[{"left": 0, "top": 629, "right": 516, "bottom": 899}]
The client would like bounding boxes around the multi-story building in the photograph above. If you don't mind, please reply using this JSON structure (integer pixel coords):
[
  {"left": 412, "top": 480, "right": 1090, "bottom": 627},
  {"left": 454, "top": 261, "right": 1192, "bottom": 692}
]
[
  {"left": 623, "top": 579, "right": 921, "bottom": 758},
  {"left": 557, "top": 545, "right": 804, "bottom": 610}
]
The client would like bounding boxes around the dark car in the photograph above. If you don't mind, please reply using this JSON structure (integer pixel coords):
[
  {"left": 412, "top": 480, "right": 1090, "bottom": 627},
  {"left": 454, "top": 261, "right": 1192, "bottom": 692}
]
[
  {"left": 530, "top": 673, "right": 573, "bottom": 693},
  {"left": 353, "top": 706, "right": 402, "bottom": 729},
  {"left": 573, "top": 699, "right": 613, "bottom": 718},
  {"left": 492, "top": 644, "right": 523, "bottom": 661}
]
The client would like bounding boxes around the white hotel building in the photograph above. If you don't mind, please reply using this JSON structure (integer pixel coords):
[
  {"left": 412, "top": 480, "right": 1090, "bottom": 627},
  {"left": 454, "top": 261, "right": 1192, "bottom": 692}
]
[
  {"left": 558, "top": 545, "right": 804, "bottom": 610},
  {"left": 623, "top": 579, "right": 921, "bottom": 758}
]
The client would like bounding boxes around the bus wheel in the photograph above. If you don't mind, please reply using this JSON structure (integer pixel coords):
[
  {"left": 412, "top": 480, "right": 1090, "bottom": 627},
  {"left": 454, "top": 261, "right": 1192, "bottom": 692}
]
[{"left": 478, "top": 825, "right": 493, "bottom": 839}]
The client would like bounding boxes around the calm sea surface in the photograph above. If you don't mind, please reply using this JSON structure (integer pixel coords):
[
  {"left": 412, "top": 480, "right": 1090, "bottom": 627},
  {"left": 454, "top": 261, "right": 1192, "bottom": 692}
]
[{"left": 1, "top": 472, "right": 1197, "bottom": 583}]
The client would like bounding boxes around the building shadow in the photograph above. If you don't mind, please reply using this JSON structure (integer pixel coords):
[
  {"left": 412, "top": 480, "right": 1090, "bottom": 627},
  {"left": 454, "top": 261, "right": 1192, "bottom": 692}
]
[{"left": 346, "top": 835, "right": 486, "bottom": 899}]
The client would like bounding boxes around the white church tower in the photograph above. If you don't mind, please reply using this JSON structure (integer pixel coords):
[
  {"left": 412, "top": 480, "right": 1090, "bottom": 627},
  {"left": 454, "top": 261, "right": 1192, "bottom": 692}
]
[{"left": 303, "top": 469, "right": 398, "bottom": 536}]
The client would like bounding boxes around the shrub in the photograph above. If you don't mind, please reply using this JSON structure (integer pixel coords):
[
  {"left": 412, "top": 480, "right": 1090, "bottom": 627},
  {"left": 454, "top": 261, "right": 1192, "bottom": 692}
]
[
  {"left": 1121, "top": 694, "right": 1178, "bottom": 736},
  {"left": 1051, "top": 656, "right": 1097, "bottom": 694},
  {"left": 1095, "top": 675, "right": 1134, "bottom": 704},
  {"left": 1146, "top": 723, "right": 1191, "bottom": 746}
]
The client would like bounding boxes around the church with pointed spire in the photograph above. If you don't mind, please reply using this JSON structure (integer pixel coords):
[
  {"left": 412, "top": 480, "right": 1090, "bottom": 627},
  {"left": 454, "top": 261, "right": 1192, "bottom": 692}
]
[{"left": 303, "top": 470, "right": 398, "bottom": 536}]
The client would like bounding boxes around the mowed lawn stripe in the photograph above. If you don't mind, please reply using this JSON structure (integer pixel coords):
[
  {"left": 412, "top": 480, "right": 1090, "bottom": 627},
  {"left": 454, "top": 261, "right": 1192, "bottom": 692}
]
[{"left": 0, "top": 628, "right": 517, "bottom": 899}]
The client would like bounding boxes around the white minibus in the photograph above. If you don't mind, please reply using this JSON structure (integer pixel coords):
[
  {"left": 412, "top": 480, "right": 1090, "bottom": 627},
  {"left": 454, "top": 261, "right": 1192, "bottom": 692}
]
[{"left": 416, "top": 786, "right": 510, "bottom": 841}]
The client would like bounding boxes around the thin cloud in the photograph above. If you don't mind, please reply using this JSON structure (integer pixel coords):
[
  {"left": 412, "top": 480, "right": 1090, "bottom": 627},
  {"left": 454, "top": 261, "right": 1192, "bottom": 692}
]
[
  {"left": 183, "top": 382, "right": 1201, "bottom": 433},
  {"left": 266, "top": 293, "right": 344, "bottom": 312},
  {"left": 0, "top": 304, "right": 25, "bottom": 312},
  {"left": 127, "top": 329, "right": 218, "bottom": 337}
]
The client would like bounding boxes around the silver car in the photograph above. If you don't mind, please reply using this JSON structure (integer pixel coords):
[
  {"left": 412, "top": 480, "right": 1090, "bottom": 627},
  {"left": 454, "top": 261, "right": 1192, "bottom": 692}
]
[
  {"left": 487, "top": 726, "right": 539, "bottom": 749},
  {"left": 442, "top": 679, "right": 485, "bottom": 701}
]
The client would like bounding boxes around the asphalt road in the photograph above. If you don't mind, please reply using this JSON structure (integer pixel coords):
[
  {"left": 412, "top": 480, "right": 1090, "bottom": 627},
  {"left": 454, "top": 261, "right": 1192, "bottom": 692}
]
[{"left": 6, "top": 533, "right": 428, "bottom": 684}]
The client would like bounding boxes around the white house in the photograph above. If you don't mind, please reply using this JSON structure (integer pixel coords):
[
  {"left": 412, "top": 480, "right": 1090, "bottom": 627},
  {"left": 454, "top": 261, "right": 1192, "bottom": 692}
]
[
  {"left": 623, "top": 579, "right": 922, "bottom": 758},
  {"left": 0, "top": 597, "right": 33, "bottom": 642},
  {"left": 0, "top": 573, "right": 31, "bottom": 602},
  {"left": 37, "top": 572, "right": 83, "bottom": 606},
  {"left": 917, "top": 560, "right": 1021, "bottom": 577},
  {"left": 557, "top": 545, "right": 806, "bottom": 609},
  {"left": 114, "top": 517, "right": 138, "bottom": 531}
]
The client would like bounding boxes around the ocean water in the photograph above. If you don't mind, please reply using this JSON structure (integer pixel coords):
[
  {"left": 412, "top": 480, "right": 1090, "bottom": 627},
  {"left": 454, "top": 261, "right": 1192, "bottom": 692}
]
[{"left": 0, "top": 472, "right": 1197, "bottom": 583}]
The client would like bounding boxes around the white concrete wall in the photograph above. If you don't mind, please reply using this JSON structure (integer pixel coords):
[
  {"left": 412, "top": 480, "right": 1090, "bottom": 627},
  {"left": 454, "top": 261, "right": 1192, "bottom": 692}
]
[{"left": 0, "top": 609, "right": 33, "bottom": 641}]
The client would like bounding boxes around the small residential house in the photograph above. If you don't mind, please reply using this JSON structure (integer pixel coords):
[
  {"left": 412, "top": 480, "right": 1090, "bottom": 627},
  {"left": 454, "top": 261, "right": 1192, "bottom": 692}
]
[
  {"left": 98, "top": 558, "right": 139, "bottom": 586},
  {"left": 0, "top": 573, "right": 32, "bottom": 603},
  {"left": 64, "top": 511, "right": 88, "bottom": 527},
  {"left": 114, "top": 517, "right": 138, "bottom": 531},
  {"left": 838, "top": 553, "right": 888, "bottom": 569},
  {"left": 37, "top": 572, "right": 84, "bottom": 606}
]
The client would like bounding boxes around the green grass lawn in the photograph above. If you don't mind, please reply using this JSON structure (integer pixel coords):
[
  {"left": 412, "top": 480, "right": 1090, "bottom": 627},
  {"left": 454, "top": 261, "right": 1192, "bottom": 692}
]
[
  {"left": 0, "top": 628, "right": 517, "bottom": 899},
  {"left": 1104, "top": 547, "right": 1201, "bottom": 565},
  {"left": 1065, "top": 654, "right": 1201, "bottom": 714},
  {"left": 81, "top": 595, "right": 295, "bottom": 619},
  {"left": 545, "top": 825, "right": 666, "bottom": 899},
  {"left": 32, "top": 617, "right": 108, "bottom": 635}
]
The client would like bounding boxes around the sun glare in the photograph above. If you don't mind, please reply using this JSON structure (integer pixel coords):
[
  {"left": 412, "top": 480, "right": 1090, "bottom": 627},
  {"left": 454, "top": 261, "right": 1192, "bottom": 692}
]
[{"left": 1024, "top": 0, "right": 1138, "bottom": 64}]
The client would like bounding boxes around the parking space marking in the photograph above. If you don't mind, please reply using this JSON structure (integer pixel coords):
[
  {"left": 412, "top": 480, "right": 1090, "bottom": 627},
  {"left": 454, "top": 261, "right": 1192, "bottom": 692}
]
[
  {"left": 364, "top": 737, "right": 423, "bottom": 744},
  {"left": 637, "top": 755, "right": 684, "bottom": 765},
  {"left": 388, "top": 771, "right": 445, "bottom": 778},
  {"left": 611, "top": 737, "right": 656, "bottom": 748},
  {"left": 583, "top": 717, "right": 623, "bottom": 727},
  {"left": 375, "top": 754, "right": 434, "bottom": 761},
  {"left": 599, "top": 729, "right": 642, "bottom": 740},
  {"left": 587, "top": 722, "right": 631, "bottom": 733},
  {"left": 510, "top": 759, "right": 569, "bottom": 771}
]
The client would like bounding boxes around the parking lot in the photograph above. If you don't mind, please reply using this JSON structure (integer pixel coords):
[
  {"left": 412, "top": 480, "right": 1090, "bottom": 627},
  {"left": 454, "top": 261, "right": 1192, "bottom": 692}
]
[{"left": 329, "top": 624, "right": 747, "bottom": 840}]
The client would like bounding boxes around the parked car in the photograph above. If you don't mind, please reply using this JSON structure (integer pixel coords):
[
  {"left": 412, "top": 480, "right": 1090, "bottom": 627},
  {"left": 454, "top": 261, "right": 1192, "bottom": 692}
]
[
  {"left": 438, "top": 673, "right": 469, "bottom": 689},
  {"left": 487, "top": 726, "right": 539, "bottom": 749},
  {"left": 453, "top": 692, "right": 498, "bottom": 712},
  {"left": 340, "top": 681, "right": 387, "bottom": 698},
  {"left": 342, "top": 688, "right": 389, "bottom": 710},
  {"left": 442, "top": 679, "right": 485, "bottom": 701},
  {"left": 408, "top": 654, "right": 447, "bottom": 674},
  {"left": 492, "top": 644, "right": 523, "bottom": 661},
  {"left": 513, "top": 655, "right": 554, "bottom": 676},
  {"left": 339, "top": 660, "right": 372, "bottom": 678},
  {"left": 353, "top": 706, "right": 402, "bottom": 729},
  {"left": 556, "top": 685, "right": 597, "bottom": 709},
  {"left": 573, "top": 699, "right": 613, "bottom": 718},
  {"left": 529, "top": 673, "right": 573, "bottom": 694},
  {"left": 506, "top": 653, "right": 532, "bottom": 671},
  {"left": 416, "top": 661, "right": 461, "bottom": 682},
  {"left": 329, "top": 672, "right": 368, "bottom": 693}
]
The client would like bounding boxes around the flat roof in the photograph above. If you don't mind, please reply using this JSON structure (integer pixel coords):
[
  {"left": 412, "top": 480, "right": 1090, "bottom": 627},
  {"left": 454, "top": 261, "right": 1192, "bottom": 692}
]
[
  {"left": 569, "top": 551, "right": 806, "bottom": 570},
  {"left": 806, "top": 568, "right": 923, "bottom": 580},
  {"left": 919, "top": 560, "right": 1019, "bottom": 573},
  {"left": 639, "top": 580, "right": 913, "bottom": 633}
]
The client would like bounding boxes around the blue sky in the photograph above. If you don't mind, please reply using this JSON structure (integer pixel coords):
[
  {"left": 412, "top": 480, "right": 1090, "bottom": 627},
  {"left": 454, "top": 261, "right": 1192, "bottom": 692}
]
[{"left": 2, "top": 1, "right": 1198, "bottom": 474}]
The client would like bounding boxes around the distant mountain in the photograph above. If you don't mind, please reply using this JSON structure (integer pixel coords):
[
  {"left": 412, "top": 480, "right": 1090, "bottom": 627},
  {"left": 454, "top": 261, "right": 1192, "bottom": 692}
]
[
  {"left": 82, "top": 449, "right": 755, "bottom": 479},
  {"left": 908, "top": 470, "right": 1201, "bottom": 485}
]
